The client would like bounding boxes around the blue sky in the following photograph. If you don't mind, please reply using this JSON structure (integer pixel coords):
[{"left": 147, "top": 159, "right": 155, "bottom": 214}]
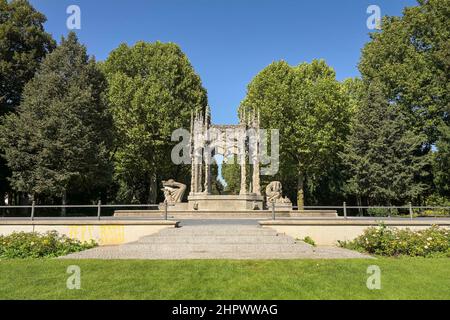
[{"left": 30, "top": 0, "right": 417, "bottom": 125}]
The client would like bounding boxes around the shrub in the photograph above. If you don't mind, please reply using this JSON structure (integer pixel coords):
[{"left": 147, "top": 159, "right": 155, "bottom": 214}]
[
  {"left": 0, "top": 231, "right": 97, "bottom": 259},
  {"left": 367, "top": 207, "right": 399, "bottom": 217},
  {"left": 303, "top": 236, "right": 316, "bottom": 247},
  {"left": 420, "top": 195, "right": 450, "bottom": 216},
  {"left": 338, "top": 224, "right": 450, "bottom": 257}
]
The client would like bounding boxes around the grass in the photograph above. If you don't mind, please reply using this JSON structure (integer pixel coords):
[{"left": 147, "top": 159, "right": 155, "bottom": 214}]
[{"left": 0, "top": 258, "right": 449, "bottom": 299}]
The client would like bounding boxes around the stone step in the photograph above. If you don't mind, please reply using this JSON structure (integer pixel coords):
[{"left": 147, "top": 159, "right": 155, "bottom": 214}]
[
  {"left": 63, "top": 249, "right": 324, "bottom": 260},
  {"left": 118, "top": 243, "right": 312, "bottom": 253},
  {"left": 137, "top": 234, "right": 295, "bottom": 244},
  {"left": 157, "top": 228, "right": 279, "bottom": 236},
  {"left": 60, "top": 224, "right": 372, "bottom": 260}
]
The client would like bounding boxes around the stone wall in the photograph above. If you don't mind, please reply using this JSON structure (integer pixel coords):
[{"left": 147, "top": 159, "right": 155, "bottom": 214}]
[
  {"left": 0, "top": 220, "right": 178, "bottom": 245},
  {"left": 260, "top": 219, "right": 450, "bottom": 246}
]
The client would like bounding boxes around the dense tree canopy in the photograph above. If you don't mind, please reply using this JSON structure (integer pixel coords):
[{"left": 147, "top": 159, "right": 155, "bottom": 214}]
[
  {"left": 240, "top": 60, "right": 350, "bottom": 207},
  {"left": 433, "top": 124, "right": 450, "bottom": 197},
  {"left": 0, "top": 33, "right": 113, "bottom": 203},
  {"left": 103, "top": 41, "right": 207, "bottom": 203},
  {"left": 359, "top": 0, "right": 449, "bottom": 145},
  {"left": 359, "top": 0, "right": 449, "bottom": 204},
  {"left": 0, "top": 0, "right": 55, "bottom": 115},
  {"left": 0, "top": 0, "right": 55, "bottom": 199},
  {"left": 342, "top": 81, "right": 430, "bottom": 205},
  {"left": 221, "top": 156, "right": 242, "bottom": 195}
]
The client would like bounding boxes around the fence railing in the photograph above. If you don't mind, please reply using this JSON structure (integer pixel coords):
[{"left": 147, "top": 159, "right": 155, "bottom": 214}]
[
  {"left": 0, "top": 202, "right": 175, "bottom": 220},
  {"left": 269, "top": 202, "right": 450, "bottom": 220},
  {"left": 0, "top": 202, "right": 449, "bottom": 220}
]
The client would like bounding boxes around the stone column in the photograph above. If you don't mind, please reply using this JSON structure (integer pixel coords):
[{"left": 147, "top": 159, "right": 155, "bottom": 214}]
[
  {"left": 239, "top": 150, "right": 247, "bottom": 195},
  {"left": 251, "top": 110, "right": 261, "bottom": 195},
  {"left": 203, "top": 108, "right": 211, "bottom": 194},
  {"left": 192, "top": 160, "right": 197, "bottom": 194},
  {"left": 203, "top": 142, "right": 211, "bottom": 194},
  {"left": 197, "top": 162, "right": 203, "bottom": 193},
  {"left": 190, "top": 111, "right": 195, "bottom": 195},
  {"left": 204, "top": 162, "right": 211, "bottom": 194},
  {"left": 252, "top": 158, "right": 260, "bottom": 195}
]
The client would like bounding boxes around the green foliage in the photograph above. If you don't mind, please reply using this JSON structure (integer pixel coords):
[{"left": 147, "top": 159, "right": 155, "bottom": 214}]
[
  {"left": 0, "top": 32, "right": 113, "bottom": 201},
  {"left": 0, "top": 0, "right": 55, "bottom": 115},
  {"left": 240, "top": 60, "right": 350, "bottom": 206},
  {"left": 221, "top": 156, "right": 241, "bottom": 194},
  {"left": 302, "top": 236, "right": 316, "bottom": 247},
  {"left": 366, "top": 208, "right": 399, "bottom": 217},
  {"left": 103, "top": 41, "right": 207, "bottom": 203},
  {"left": 359, "top": 0, "right": 449, "bottom": 145},
  {"left": 341, "top": 77, "right": 364, "bottom": 117},
  {"left": 0, "top": 0, "right": 55, "bottom": 197},
  {"left": 421, "top": 194, "right": 450, "bottom": 216},
  {"left": 339, "top": 224, "right": 450, "bottom": 257},
  {"left": 341, "top": 81, "right": 430, "bottom": 205},
  {"left": 0, "top": 231, "right": 97, "bottom": 258},
  {"left": 433, "top": 124, "right": 450, "bottom": 197}
]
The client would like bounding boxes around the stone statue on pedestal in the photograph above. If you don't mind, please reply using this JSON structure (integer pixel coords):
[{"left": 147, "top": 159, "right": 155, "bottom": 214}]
[
  {"left": 265, "top": 181, "right": 291, "bottom": 204},
  {"left": 161, "top": 179, "right": 186, "bottom": 203}
]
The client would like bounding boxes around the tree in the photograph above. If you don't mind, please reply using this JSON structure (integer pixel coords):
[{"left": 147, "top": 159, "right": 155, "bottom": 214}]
[
  {"left": 0, "top": 0, "right": 55, "bottom": 115},
  {"left": 0, "top": 32, "right": 113, "bottom": 206},
  {"left": 221, "top": 155, "right": 241, "bottom": 194},
  {"left": 0, "top": 0, "right": 55, "bottom": 199},
  {"left": 341, "top": 81, "right": 430, "bottom": 205},
  {"left": 240, "top": 60, "right": 350, "bottom": 207},
  {"left": 341, "top": 77, "right": 365, "bottom": 116},
  {"left": 433, "top": 124, "right": 450, "bottom": 197},
  {"left": 359, "top": 0, "right": 449, "bottom": 146},
  {"left": 103, "top": 41, "right": 207, "bottom": 203}
]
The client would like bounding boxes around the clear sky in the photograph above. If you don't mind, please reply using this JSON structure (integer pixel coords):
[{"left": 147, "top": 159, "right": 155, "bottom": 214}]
[{"left": 30, "top": 0, "right": 418, "bottom": 125}]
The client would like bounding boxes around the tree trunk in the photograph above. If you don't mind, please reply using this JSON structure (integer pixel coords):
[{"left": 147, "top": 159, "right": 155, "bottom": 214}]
[
  {"left": 357, "top": 195, "right": 362, "bottom": 216},
  {"left": 297, "top": 171, "right": 304, "bottom": 210},
  {"left": 61, "top": 190, "right": 67, "bottom": 217},
  {"left": 147, "top": 172, "right": 158, "bottom": 204}
]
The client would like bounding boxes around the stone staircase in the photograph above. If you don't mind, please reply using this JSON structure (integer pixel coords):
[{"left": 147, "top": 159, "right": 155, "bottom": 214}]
[{"left": 63, "top": 225, "right": 370, "bottom": 259}]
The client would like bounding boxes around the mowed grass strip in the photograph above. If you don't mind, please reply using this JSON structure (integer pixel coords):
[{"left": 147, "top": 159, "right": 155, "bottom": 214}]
[{"left": 0, "top": 258, "right": 449, "bottom": 300}]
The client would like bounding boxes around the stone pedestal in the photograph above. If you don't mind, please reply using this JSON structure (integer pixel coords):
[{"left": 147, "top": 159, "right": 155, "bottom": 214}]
[
  {"left": 269, "top": 202, "right": 293, "bottom": 211},
  {"left": 158, "top": 202, "right": 189, "bottom": 211},
  {"left": 188, "top": 194, "right": 264, "bottom": 211}
]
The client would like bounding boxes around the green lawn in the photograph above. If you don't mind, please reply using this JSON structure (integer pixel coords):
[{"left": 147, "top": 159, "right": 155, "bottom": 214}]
[{"left": 0, "top": 258, "right": 449, "bottom": 299}]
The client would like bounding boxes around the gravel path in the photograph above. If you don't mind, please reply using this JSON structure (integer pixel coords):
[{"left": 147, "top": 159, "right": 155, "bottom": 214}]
[{"left": 62, "top": 225, "right": 372, "bottom": 260}]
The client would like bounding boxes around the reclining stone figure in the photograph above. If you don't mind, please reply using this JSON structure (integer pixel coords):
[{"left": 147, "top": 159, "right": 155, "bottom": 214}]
[{"left": 161, "top": 179, "right": 186, "bottom": 203}]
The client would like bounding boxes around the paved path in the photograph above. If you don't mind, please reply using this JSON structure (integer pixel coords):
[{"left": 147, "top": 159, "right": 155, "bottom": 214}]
[{"left": 62, "top": 224, "right": 371, "bottom": 260}]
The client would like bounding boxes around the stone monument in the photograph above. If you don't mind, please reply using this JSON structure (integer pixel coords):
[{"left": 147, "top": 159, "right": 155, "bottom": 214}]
[
  {"left": 187, "top": 105, "right": 264, "bottom": 210},
  {"left": 265, "top": 181, "right": 292, "bottom": 210},
  {"left": 114, "top": 105, "right": 337, "bottom": 217}
]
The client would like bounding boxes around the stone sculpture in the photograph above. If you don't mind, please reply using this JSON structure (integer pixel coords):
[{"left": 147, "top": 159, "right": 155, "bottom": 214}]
[
  {"left": 265, "top": 181, "right": 291, "bottom": 204},
  {"left": 161, "top": 179, "right": 186, "bottom": 203}
]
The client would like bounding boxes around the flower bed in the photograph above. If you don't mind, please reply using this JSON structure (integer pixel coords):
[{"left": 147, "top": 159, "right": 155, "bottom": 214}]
[
  {"left": 339, "top": 224, "right": 450, "bottom": 257},
  {"left": 0, "top": 231, "right": 97, "bottom": 259}
]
